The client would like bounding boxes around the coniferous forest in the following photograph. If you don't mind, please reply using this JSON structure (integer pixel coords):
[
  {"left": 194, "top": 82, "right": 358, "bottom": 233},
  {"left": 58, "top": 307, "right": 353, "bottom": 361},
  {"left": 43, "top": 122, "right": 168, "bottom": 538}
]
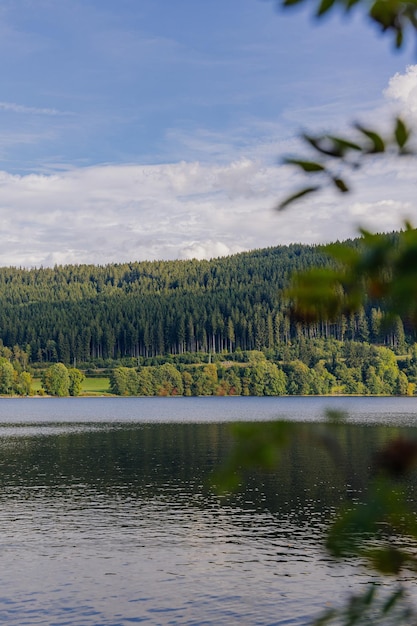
[{"left": 0, "top": 235, "right": 415, "bottom": 396}]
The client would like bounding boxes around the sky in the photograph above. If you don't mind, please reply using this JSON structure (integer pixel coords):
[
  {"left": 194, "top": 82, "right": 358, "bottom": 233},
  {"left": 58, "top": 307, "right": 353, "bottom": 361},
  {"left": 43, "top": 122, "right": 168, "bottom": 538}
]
[{"left": 0, "top": 0, "right": 417, "bottom": 267}]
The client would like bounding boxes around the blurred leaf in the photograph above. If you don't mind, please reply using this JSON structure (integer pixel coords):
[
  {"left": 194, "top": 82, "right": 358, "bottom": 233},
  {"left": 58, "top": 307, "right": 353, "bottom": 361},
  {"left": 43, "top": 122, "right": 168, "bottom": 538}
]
[
  {"left": 395, "top": 118, "right": 410, "bottom": 149},
  {"left": 284, "top": 158, "right": 326, "bottom": 172},
  {"left": 325, "top": 408, "right": 348, "bottom": 423},
  {"left": 280, "top": 118, "right": 414, "bottom": 207},
  {"left": 326, "top": 476, "right": 417, "bottom": 562},
  {"left": 313, "top": 584, "right": 416, "bottom": 625},
  {"left": 333, "top": 177, "right": 349, "bottom": 192},
  {"left": 364, "top": 547, "right": 409, "bottom": 575},
  {"left": 286, "top": 227, "right": 417, "bottom": 327},
  {"left": 325, "top": 241, "right": 360, "bottom": 264},
  {"left": 374, "top": 437, "right": 417, "bottom": 477},
  {"left": 303, "top": 133, "right": 345, "bottom": 157},
  {"left": 383, "top": 588, "right": 405, "bottom": 614},
  {"left": 277, "top": 186, "right": 320, "bottom": 210},
  {"left": 355, "top": 125, "right": 385, "bottom": 153},
  {"left": 362, "top": 584, "right": 376, "bottom": 606},
  {"left": 327, "top": 135, "right": 362, "bottom": 152},
  {"left": 345, "top": 0, "right": 362, "bottom": 9},
  {"left": 213, "top": 421, "right": 294, "bottom": 493},
  {"left": 317, "top": 0, "right": 336, "bottom": 16},
  {"left": 286, "top": 267, "right": 345, "bottom": 321},
  {"left": 396, "top": 28, "right": 404, "bottom": 47}
]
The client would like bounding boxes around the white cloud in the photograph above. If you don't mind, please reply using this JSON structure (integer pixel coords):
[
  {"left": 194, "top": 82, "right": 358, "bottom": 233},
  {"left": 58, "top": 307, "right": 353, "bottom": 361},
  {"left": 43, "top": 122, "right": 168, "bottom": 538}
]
[
  {"left": 179, "top": 241, "right": 244, "bottom": 261},
  {"left": 0, "top": 160, "right": 286, "bottom": 266},
  {"left": 0, "top": 142, "right": 415, "bottom": 268},
  {"left": 0, "top": 60, "right": 415, "bottom": 267},
  {"left": 384, "top": 65, "right": 417, "bottom": 116}
]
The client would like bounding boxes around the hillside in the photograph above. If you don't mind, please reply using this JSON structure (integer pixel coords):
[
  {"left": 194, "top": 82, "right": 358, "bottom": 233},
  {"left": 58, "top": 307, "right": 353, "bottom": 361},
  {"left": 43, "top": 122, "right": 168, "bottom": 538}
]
[{"left": 0, "top": 237, "right": 406, "bottom": 364}]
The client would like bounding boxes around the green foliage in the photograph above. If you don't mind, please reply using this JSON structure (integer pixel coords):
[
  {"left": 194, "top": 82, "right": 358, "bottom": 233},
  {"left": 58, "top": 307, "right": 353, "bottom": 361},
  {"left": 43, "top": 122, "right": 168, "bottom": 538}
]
[
  {"left": 104, "top": 342, "right": 413, "bottom": 396},
  {"left": 15, "top": 371, "right": 33, "bottom": 396},
  {"left": 312, "top": 584, "right": 416, "bottom": 625},
  {"left": 214, "top": 421, "right": 295, "bottom": 492},
  {"left": 284, "top": 359, "right": 312, "bottom": 394},
  {"left": 223, "top": 367, "right": 242, "bottom": 395},
  {"left": 68, "top": 368, "right": 85, "bottom": 396},
  {"left": 326, "top": 476, "right": 417, "bottom": 564},
  {"left": 0, "top": 241, "right": 412, "bottom": 366},
  {"left": 110, "top": 367, "right": 133, "bottom": 396},
  {"left": 42, "top": 362, "right": 70, "bottom": 396},
  {"left": 137, "top": 367, "right": 155, "bottom": 396},
  {"left": 221, "top": 409, "right": 417, "bottom": 622},
  {"left": 273, "top": 0, "right": 417, "bottom": 622},
  {"left": 279, "top": 120, "right": 413, "bottom": 210},
  {"left": 313, "top": 434, "right": 417, "bottom": 623},
  {"left": 287, "top": 227, "right": 417, "bottom": 335},
  {"left": 0, "top": 359, "right": 15, "bottom": 394},
  {"left": 153, "top": 363, "right": 184, "bottom": 396}
]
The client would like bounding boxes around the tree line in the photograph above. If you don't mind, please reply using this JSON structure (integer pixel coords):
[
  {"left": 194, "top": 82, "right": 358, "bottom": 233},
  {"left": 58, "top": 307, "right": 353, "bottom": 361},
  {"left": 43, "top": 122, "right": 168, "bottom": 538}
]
[
  {"left": 0, "top": 235, "right": 410, "bottom": 365},
  {"left": 0, "top": 358, "right": 84, "bottom": 396},
  {"left": 109, "top": 341, "right": 412, "bottom": 397}
]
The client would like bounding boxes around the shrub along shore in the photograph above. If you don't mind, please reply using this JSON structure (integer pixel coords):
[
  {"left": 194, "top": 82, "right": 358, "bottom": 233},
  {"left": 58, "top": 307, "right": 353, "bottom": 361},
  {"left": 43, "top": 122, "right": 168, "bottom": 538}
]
[{"left": 4, "top": 340, "right": 416, "bottom": 397}]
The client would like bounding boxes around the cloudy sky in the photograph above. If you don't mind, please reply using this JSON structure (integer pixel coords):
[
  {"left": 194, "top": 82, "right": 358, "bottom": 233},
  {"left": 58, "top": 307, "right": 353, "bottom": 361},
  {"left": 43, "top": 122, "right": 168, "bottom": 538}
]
[{"left": 0, "top": 0, "right": 416, "bottom": 267}]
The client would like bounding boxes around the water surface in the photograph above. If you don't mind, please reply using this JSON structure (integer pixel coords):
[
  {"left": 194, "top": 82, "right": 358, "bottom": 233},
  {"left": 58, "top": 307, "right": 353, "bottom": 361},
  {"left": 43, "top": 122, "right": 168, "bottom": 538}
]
[{"left": 0, "top": 397, "right": 416, "bottom": 625}]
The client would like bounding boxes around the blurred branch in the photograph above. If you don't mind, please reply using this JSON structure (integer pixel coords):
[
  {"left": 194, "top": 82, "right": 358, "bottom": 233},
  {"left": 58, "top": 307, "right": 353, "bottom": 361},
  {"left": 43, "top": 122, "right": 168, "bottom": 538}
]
[
  {"left": 286, "top": 224, "right": 417, "bottom": 327},
  {"left": 312, "top": 584, "right": 417, "bottom": 625},
  {"left": 278, "top": 118, "right": 414, "bottom": 210},
  {"left": 212, "top": 421, "right": 294, "bottom": 492}
]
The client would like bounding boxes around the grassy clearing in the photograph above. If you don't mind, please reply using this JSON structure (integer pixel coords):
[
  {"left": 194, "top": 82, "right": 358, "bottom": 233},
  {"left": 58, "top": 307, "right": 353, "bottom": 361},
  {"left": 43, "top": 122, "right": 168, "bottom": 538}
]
[
  {"left": 31, "top": 376, "right": 111, "bottom": 396},
  {"left": 31, "top": 378, "right": 43, "bottom": 392},
  {"left": 81, "top": 377, "right": 111, "bottom": 395}
]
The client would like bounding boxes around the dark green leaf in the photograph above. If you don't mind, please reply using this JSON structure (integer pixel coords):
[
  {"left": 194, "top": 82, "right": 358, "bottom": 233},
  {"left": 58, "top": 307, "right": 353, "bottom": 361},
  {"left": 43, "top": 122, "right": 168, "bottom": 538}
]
[
  {"left": 303, "top": 134, "right": 344, "bottom": 157},
  {"left": 316, "top": 0, "right": 336, "bottom": 16},
  {"left": 355, "top": 125, "right": 385, "bottom": 153},
  {"left": 363, "top": 584, "right": 376, "bottom": 606},
  {"left": 277, "top": 186, "right": 320, "bottom": 210},
  {"left": 396, "top": 28, "right": 403, "bottom": 48},
  {"left": 395, "top": 118, "right": 409, "bottom": 149},
  {"left": 333, "top": 177, "right": 349, "bottom": 192},
  {"left": 325, "top": 242, "right": 359, "bottom": 264},
  {"left": 345, "top": 0, "right": 361, "bottom": 10},
  {"left": 327, "top": 135, "right": 362, "bottom": 152},
  {"left": 383, "top": 588, "right": 404, "bottom": 614},
  {"left": 364, "top": 547, "right": 408, "bottom": 575},
  {"left": 284, "top": 158, "right": 326, "bottom": 172}
]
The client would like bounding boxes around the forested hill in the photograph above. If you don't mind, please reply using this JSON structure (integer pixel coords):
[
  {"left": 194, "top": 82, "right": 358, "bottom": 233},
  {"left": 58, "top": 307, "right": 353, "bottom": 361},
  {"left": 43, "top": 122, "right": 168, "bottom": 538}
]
[
  {"left": 0, "top": 244, "right": 323, "bottom": 305},
  {"left": 0, "top": 239, "right": 405, "bottom": 364}
]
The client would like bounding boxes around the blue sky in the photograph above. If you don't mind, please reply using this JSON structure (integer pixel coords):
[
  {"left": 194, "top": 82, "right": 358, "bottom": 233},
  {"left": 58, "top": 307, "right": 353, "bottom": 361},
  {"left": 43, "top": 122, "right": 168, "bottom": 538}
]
[{"left": 0, "top": 0, "right": 416, "bottom": 266}]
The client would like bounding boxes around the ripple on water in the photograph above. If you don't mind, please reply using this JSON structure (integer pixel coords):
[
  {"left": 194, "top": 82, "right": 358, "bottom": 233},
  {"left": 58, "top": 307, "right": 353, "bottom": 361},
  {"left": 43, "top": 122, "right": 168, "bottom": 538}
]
[{"left": 0, "top": 400, "right": 416, "bottom": 624}]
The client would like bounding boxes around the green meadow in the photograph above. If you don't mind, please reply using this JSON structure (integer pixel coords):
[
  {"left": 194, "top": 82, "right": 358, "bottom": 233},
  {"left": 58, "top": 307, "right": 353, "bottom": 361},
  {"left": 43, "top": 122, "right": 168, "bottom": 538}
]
[
  {"left": 32, "top": 377, "right": 111, "bottom": 396},
  {"left": 81, "top": 377, "right": 111, "bottom": 395}
]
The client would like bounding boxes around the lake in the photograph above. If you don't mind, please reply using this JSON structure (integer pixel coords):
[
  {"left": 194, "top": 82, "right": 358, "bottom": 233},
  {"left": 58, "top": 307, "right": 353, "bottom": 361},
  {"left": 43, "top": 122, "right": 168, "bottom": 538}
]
[{"left": 0, "top": 396, "right": 416, "bottom": 625}]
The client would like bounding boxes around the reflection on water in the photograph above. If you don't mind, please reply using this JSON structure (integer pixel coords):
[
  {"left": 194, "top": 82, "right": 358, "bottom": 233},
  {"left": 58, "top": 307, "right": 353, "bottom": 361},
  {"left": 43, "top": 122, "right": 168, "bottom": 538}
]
[{"left": 0, "top": 399, "right": 416, "bottom": 624}]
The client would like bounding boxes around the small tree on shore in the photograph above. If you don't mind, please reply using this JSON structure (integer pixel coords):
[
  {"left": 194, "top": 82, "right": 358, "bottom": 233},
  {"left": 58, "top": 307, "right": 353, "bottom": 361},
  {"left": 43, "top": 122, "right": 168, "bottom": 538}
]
[
  {"left": 42, "top": 363, "right": 70, "bottom": 397},
  {"left": 68, "top": 368, "right": 85, "bottom": 396}
]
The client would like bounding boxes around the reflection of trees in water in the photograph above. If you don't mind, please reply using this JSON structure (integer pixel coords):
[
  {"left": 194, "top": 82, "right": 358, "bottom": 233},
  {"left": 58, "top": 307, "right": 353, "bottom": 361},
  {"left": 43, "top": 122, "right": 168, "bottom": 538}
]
[{"left": 0, "top": 422, "right": 415, "bottom": 527}]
